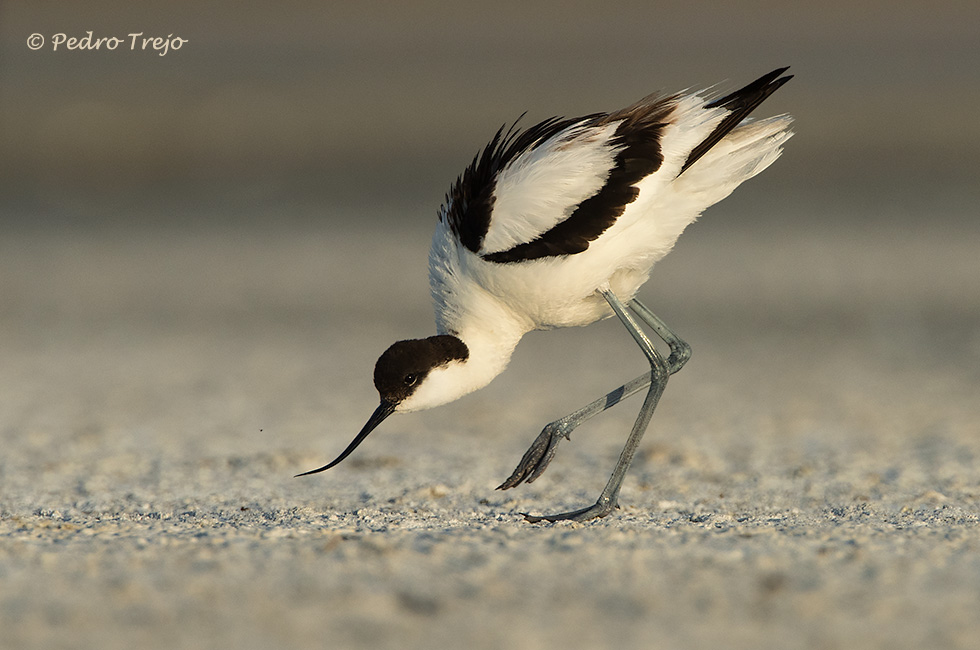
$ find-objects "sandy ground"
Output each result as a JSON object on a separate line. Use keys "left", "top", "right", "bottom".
{"left": 2, "top": 209, "right": 979, "bottom": 650}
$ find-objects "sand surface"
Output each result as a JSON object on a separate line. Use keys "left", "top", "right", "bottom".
{"left": 2, "top": 212, "right": 979, "bottom": 650}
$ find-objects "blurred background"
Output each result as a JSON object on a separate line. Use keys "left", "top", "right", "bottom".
{"left": 2, "top": 0, "right": 977, "bottom": 230}
{"left": 1, "top": 0, "right": 978, "bottom": 466}
{"left": 2, "top": 4, "right": 979, "bottom": 649}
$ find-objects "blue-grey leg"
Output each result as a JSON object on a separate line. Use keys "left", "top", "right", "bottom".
{"left": 497, "top": 297, "right": 689, "bottom": 491}
{"left": 514, "top": 289, "right": 681, "bottom": 522}
{"left": 629, "top": 298, "right": 692, "bottom": 374}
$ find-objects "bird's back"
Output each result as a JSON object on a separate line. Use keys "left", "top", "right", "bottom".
{"left": 430, "top": 69, "right": 793, "bottom": 332}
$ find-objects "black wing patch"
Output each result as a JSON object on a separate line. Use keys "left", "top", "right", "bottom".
{"left": 442, "top": 114, "right": 600, "bottom": 254}
{"left": 442, "top": 68, "right": 791, "bottom": 265}
{"left": 679, "top": 67, "right": 793, "bottom": 175}
{"left": 483, "top": 98, "right": 675, "bottom": 263}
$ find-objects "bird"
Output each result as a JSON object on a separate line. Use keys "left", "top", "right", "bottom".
{"left": 298, "top": 68, "right": 794, "bottom": 522}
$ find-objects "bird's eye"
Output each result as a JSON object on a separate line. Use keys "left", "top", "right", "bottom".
{"left": 403, "top": 373, "right": 418, "bottom": 386}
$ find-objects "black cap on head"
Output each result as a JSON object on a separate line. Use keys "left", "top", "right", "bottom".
{"left": 295, "top": 335, "right": 468, "bottom": 477}
{"left": 373, "top": 335, "right": 469, "bottom": 405}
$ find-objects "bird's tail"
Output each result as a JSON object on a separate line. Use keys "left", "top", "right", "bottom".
{"left": 668, "top": 113, "right": 794, "bottom": 209}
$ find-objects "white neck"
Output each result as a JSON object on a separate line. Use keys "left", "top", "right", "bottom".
{"left": 397, "top": 287, "right": 531, "bottom": 412}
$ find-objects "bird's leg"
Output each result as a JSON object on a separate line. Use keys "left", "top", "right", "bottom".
{"left": 522, "top": 288, "right": 673, "bottom": 523}
{"left": 496, "top": 374, "right": 650, "bottom": 490}
{"left": 497, "top": 298, "right": 689, "bottom": 491}
{"left": 629, "top": 298, "right": 691, "bottom": 374}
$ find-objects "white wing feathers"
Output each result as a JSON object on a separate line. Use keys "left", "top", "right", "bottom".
{"left": 475, "top": 91, "right": 792, "bottom": 261}
{"left": 478, "top": 121, "right": 621, "bottom": 256}
{"left": 670, "top": 113, "right": 793, "bottom": 203}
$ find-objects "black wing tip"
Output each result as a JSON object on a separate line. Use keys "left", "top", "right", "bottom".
{"left": 706, "top": 66, "right": 793, "bottom": 109}
{"left": 768, "top": 65, "right": 792, "bottom": 80}
{"left": 768, "top": 70, "right": 794, "bottom": 91}
{"left": 756, "top": 66, "right": 793, "bottom": 87}
{"left": 679, "top": 67, "right": 793, "bottom": 175}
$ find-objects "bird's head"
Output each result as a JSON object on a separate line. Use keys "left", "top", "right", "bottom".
{"left": 295, "top": 335, "right": 468, "bottom": 476}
